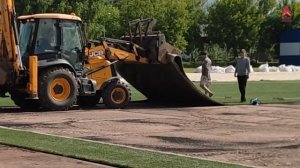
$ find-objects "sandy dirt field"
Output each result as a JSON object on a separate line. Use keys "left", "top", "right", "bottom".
{"left": 0, "top": 103, "right": 300, "bottom": 168}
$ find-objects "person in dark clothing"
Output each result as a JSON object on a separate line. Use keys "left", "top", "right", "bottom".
{"left": 234, "top": 49, "right": 251, "bottom": 102}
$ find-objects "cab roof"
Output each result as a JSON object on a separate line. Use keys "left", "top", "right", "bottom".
{"left": 18, "top": 13, "right": 81, "bottom": 21}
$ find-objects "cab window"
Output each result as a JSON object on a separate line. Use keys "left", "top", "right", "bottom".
{"left": 34, "top": 19, "right": 58, "bottom": 54}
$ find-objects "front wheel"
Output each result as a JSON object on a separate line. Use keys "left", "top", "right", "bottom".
{"left": 102, "top": 81, "right": 131, "bottom": 109}
{"left": 38, "top": 67, "right": 78, "bottom": 111}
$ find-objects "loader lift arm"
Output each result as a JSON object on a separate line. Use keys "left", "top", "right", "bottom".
{"left": 87, "top": 38, "right": 149, "bottom": 63}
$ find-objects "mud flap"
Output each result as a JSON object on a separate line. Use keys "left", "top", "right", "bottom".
{"left": 116, "top": 55, "right": 221, "bottom": 106}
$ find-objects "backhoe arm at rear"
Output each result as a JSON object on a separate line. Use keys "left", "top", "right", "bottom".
{"left": 0, "top": 0, "right": 22, "bottom": 95}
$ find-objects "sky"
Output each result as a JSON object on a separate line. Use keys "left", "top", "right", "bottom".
{"left": 207, "top": 0, "right": 214, "bottom": 4}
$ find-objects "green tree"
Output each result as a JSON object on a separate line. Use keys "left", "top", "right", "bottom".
{"left": 289, "top": 0, "right": 300, "bottom": 28}
{"left": 257, "top": 0, "right": 300, "bottom": 61}
{"left": 159, "top": 0, "right": 191, "bottom": 50}
{"left": 207, "top": 0, "right": 265, "bottom": 56}
{"left": 116, "top": 0, "right": 163, "bottom": 35}
{"left": 117, "top": 0, "right": 191, "bottom": 51}
{"left": 15, "top": 0, "right": 121, "bottom": 39}
{"left": 185, "top": 0, "right": 208, "bottom": 53}
{"left": 76, "top": 0, "right": 120, "bottom": 39}
{"left": 256, "top": 0, "right": 278, "bottom": 61}
{"left": 15, "top": 0, "right": 53, "bottom": 15}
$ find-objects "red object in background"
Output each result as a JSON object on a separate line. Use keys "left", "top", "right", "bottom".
{"left": 282, "top": 5, "right": 292, "bottom": 23}
{"left": 282, "top": 6, "right": 292, "bottom": 17}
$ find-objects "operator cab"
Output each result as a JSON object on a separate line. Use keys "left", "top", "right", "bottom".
{"left": 18, "top": 13, "right": 86, "bottom": 71}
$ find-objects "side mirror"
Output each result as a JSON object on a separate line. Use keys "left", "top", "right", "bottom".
{"left": 77, "top": 47, "right": 88, "bottom": 64}
{"left": 83, "top": 55, "right": 89, "bottom": 64}
{"left": 87, "top": 42, "right": 92, "bottom": 49}
{"left": 79, "top": 52, "right": 89, "bottom": 64}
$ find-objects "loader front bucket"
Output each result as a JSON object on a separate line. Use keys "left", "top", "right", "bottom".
{"left": 115, "top": 18, "right": 221, "bottom": 106}
{"left": 116, "top": 54, "right": 221, "bottom": 106}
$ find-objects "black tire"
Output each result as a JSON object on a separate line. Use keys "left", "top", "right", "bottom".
{"left": 10, "top": 92, "right": 40, "bottom": 110}
{"left": 38, "top": 67, "right": 78, "bottom": 111}
{"left": 77, "top": 91, "right": 101, "bottom": 107}
{"left": 102, "top": 81, "right": 131, "bottom": 109}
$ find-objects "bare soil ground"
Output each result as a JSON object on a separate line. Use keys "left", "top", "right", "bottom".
{"left": 0, "top": 103, "right": 299, "bottom": 168}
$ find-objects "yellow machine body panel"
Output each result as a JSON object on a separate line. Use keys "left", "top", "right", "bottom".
{"left": 27, "top": 56, "right": 38, "bottom": 98}
{"left": 84, "top": 43, "right": 149, "bottom": 91}
{"left": 85, "top": 55, "right": 113, "bottom": 90}
{"left": 87, "top": 43, "right": 149, "bottom": 63}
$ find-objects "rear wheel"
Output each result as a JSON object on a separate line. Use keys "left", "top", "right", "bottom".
{"left": 102, "top": 81, "right": 130, "bottom": 109}
{"left": 38, "top": 67, "right": 78, "bottom": 111}
{"left": 10, "top": 92, "right": 40, "bottom": 110}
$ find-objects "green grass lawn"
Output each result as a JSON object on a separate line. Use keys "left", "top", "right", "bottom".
{"left": 0, "top": 127, "right": 244, "bottom": 168}
{"left": 208, "top": 80, "right": 300, "bottom": 104}
{"left": 183, "top": 67, "right": 197, "bottom": 73}
{"left": 1, "top": 80, "right": 299, "bottom": 106}
{"left": 127, "top": 80, "right": 300, "bottom": 105}
{"left": 135, "top": 80, "right": 300, "bottom": 105}
{"left": 0, "top": 97, "right": 15, "bottom": 106}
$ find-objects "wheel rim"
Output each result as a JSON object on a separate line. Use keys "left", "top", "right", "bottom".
{"left": 50, "top": 78, "right": 71, "bottom": 102}
{"left": 111, "top": 87, "right": 126, "bottom": 104}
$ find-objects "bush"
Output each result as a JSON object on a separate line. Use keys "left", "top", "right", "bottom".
{"left": 204, "top": 44, "right": 234, "bottom": 66}
{"left": 182, "top": 62, "right": 199, "bottom": 68}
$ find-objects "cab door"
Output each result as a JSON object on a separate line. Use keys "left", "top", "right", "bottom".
{"left": 60, "top": 21, "right": 84, "bottom": 71}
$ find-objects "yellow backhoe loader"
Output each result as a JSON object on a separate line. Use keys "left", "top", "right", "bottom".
{"left": 0, "top": 0, "right": 219, "bottom": 111}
